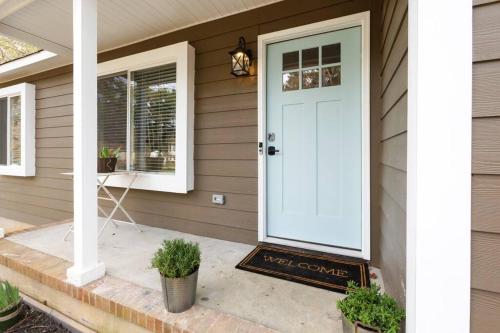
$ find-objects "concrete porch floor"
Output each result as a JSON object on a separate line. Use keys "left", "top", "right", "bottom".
{"left": 7, "top": 220, "right": 383, "bottom": 333}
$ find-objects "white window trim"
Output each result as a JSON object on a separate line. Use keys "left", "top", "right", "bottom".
{"left": 0, "top": 82, "right": 35, "bottom": 177}
{"left": 97, "top": 42, "right": 195, "bottom": 193}
{"left": 257, "top": 12, "right": 371, "bottom": 260}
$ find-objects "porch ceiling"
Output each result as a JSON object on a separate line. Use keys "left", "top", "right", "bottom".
{"left": 0, "top": 0, "right": 281, "bottom": 82}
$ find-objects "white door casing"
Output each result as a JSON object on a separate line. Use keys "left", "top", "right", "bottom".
{"left": 257, "top": 11, "right": 371, "bottom": 260}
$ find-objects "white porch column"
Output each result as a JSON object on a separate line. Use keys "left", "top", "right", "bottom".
{"left": 407, "top": 1, "right": 471, "bottom": 333}
{"left": 67, "top": 0, "right": 105, "bottom": 286}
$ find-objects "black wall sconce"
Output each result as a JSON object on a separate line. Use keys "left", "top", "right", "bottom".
{"left": 229, "top": 37, "right": 252, "bottom": 76}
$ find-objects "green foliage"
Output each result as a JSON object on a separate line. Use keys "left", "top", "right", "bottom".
{"left": 0, "top": 281, "right": 21, "bottom": 311}
{"left": 337, "top": 281, "right": 405, "bottom": 333}
{"left": 99, "top": 146, "right": 120, "bottom": 158}
{"left": 151, "top": 239, "right": 201, "bottom": 278}
{"left": 0, "top": 35, "right": 41, "bottom": 65}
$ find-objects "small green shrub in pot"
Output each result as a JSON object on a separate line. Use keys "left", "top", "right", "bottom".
{"left": 0, "top": 281, "right": 23, "bottom": 331}
{"left": 98, "top": 146, "right": 121, "bottom": 173}
{"left": 337, "top": 281, "right": 405, "bottom": 333}
{"left": 151, "top": 239, "right": 201, "bottom": 313}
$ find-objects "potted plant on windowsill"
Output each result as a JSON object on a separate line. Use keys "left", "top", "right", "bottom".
{"left": 337, "top": 281, "right": 405, "bottom": 333}
{"left": 0, "top": 281, "right": 23, "bottom": 331}
{"left": 151, "top": 239, "right": 201, "bottom": 313}
{"left": 98, "top": 146, "right": 120, "bottom": 173}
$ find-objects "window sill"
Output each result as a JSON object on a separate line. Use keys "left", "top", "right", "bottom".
{"left": 98, "top": 171, "right": 193, "bottom": 193}
{"left": 0, "top": 165, "right": 35, "bottom": 177}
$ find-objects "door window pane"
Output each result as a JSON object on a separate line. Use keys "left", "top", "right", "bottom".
{"left": 9, "top": 95, "right": 21, "bottom": 165}
{"left": 302, "top": 69, "right": 319, "bottom": 89}
{"left": 282, "top": 72, "right": 299, "bottom": 91}
{"left": 302, "top": 47, "right": 319, "bottom": 67}
{"left": 131, "top": 63, "right": 176, "bottom": 173}
{"left": 322, "top": 43, "right": 341, "bottom": 64}
{"left": 0, "top": 98, "right": 7, "bottom": 165}
{"left": 282, "top": 51, "right": 299, "bottom": 71}
{"left": 322, "top": 66, "right": 341, "bottom": 87}
{"left": 98, "top": 73, "right": 128, "bottom": 170}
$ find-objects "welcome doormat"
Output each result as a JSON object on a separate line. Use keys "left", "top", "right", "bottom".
{"left": 236, "top": 245, "right": 370, "bottom": 293}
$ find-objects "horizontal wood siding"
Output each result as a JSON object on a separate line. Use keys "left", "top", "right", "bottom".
{"left": 0, "top": 71, "right": 74, "bottom": 225}
{"left": 0, "top": 0, "right": 381, "bottom": 246}
{"left": 471, "top": 0, "right": 500, "bottom": 331}
{"left": 378, "top": 0, "right": 408, "bottom": 306}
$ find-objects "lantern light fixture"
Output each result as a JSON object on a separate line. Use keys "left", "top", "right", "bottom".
{"left": 229, "top": 37, "right": 252, "bottom": 77}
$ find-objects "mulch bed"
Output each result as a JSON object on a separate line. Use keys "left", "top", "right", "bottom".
{"left": 5, "top": 303, "right": 72, "bottom": 333}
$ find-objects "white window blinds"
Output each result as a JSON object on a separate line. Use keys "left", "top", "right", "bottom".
{"left": 9, "top": 95, "right": 21, "bottom": 165}
{"left": 97, "top": 73, "right": 127, "bottom": 170}
{"left": 97, "top": 63, "right": 177, "bottom": 173}
{"left": 0, "top": 95, "right": 22, "bottom": 166}
{"left": 131, "top": 64, "right": 176, "bottom": 172}
{"left": 0, "top": 98, "right": 6, "bottom": 165}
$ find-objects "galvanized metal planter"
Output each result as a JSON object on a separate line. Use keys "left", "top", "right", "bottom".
{"left": 160, "top": 270, "right": 198, "bottom": 313}
{"left": 341, "top": 313, "right": 382, "bottom": 333}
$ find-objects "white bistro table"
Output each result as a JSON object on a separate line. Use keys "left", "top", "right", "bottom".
{"left": 61, "top": 171, "right": 142, "bottom": 240}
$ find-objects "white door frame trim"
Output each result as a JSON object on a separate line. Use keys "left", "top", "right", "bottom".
{"left": 257, "top": 11, "right": 371, "bottom": 260}
{"left": 406, "top": 1, "right": 471, "bottom": 332}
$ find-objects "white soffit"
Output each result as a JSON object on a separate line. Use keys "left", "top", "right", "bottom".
{"left": 1, "top": 0, "right": 282, "bottom": 55}
{"left": 0, "top": 0, "right": 281, "bottom": 82}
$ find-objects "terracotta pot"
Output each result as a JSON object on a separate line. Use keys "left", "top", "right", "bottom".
{"left": 160, "top": 269, "right": 198, "bottom": 313}
{"left": 0, "top": 301, "right": 23, "bottom": 331}
{"left": 98, "top": 157, "right": 117, "bottom": 173}
{"left": 341, "top": 313, "right": 382, "bottom": 333}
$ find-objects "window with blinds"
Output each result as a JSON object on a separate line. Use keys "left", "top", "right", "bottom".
{"left": 97, "top": 73, "right": 127, "bottom": 170}
{"left": 97, "top": 63, "right": 177, "bottom": 173}
{"left": 0, "top": 95, "right": 22, "bottom": 166}
{"left": 131, "top": 64, "right": 176, "bottom": 172}
{"left": 9, "top": 95, "right": 21, "bottom": 166}
{"left": 0, "top": 97, "right": 7, "bottom": 165}
{"left": 0, "top": 83, "right": 36, "bottom": 177}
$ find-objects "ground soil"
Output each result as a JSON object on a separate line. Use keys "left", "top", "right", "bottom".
{"left": 5, "top": 304, "right": 72, "bottom": 333}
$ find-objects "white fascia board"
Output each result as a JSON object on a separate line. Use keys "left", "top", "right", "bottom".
{"left": 0, "top": 50, "right": 57, "bottom": 74}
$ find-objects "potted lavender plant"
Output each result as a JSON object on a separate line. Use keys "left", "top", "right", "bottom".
{"left": 337, "top": 282, "right": 405, "bottom": 333}
{"left": 151, "top": 239, "right": 201, "bottom": 313}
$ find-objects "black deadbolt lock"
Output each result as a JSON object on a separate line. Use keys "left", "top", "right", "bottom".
{"left": 268, "top": 146, "right": 280, "bottom": 155}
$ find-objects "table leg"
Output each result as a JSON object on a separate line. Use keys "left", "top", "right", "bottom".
{"left": 63, "top": 224, "right": 74, "bottom": 241}
{"left": 97, "top": 175, "right": 118, "bottom": 228}
{"left": 98, "top": 173, "right": 141, "bottom": 236}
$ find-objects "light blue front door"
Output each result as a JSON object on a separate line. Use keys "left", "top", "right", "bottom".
{"left": 266, "top": 26, "right": 363, "bottom": 250}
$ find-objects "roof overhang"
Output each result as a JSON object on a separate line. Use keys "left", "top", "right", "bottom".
{"left": 0, "top": 0, "right": 282, "bottom": 84}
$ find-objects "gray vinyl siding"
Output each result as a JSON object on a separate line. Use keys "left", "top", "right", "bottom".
{"left": 0, "top": 0, "right": 382, "bottom": 247}
{"left": 471, "top": 0, "right": 500, "bottom": 331}
{"left": 378, "top": 0, "right": 407, "bottom": 306}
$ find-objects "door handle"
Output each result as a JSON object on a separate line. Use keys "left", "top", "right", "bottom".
{"left": 268, "top": 146, "right": 280, "bottom": 156}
